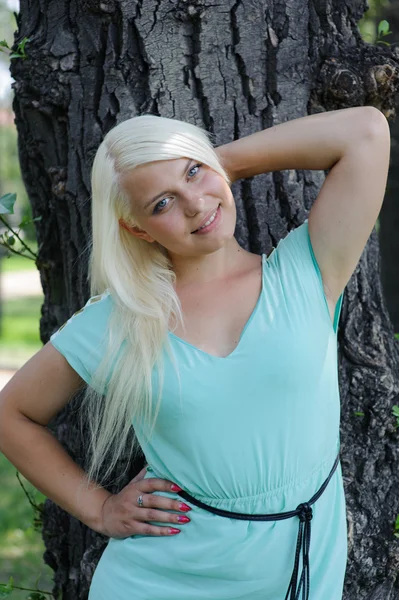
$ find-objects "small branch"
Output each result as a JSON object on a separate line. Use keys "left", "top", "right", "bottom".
{"left": 0, "top": 582, "right": 54, "bottom": 596}
{"left": 16, "top": 471, "right": 44, "bottom": 514}
{"left": 0, "top": 214, "right": 37, "bottom": 259}
{"left": 0, "top": 241, "right": 36, "bottom": 260}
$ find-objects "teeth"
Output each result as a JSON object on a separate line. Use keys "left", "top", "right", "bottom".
{"left": 198, "top": 207, "right": 218, "bottom": 230}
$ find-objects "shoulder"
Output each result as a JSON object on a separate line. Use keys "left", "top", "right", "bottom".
{"left": 266, "top": 220, "right": 344, "bottom": 331}
{"left": 265, "top": 221, "right": 309, "bottom": 264}
{"left": 51, "top": 290, "right": 114, "bottom": 340}
{"left": 49, "top": 290, "right": 116, "bottom": 390}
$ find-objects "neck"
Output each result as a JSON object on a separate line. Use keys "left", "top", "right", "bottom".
{"left": 168, "top": 237, "right": 247, "bottom": 287}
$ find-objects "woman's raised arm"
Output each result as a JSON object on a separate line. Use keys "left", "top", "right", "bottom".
{"left": 216, "top": 106, "right": 390, "bottom": 311}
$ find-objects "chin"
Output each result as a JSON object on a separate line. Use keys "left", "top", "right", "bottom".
{"left": 194, "top": 230, "right": 236, "bottom": 256}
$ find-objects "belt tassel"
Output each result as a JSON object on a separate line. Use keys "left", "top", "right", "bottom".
{"left": 176, "top": 454, "right": 339, "bottom": 600}
{"left": 284, "top": 502, "right": 312, "bottom": 600}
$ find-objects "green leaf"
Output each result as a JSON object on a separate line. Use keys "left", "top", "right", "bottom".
{"left": 0, "top": 577, "right": 14, "bottom": 598}
{"left": 26, "top": 593, "right": 47, "bottom": 600}
{"left": 6, "top": 235, "right": 15, "bottom": 246}
{"left": 0, "top": 193, "right": 17, "bottom": 214}
{"left": 376, "top": 40, "right": 391, "bottom": 46}
{"left": 18, "top": 215, "right": 42, "bottom": 227}
{"left": 392, "top": 406, "right": 399, "bottom": 417}
{"left": 395, "top": 333, "right": 399, "bottom": 340}
{"left": 0, "top": 40, "right": 10, "bottom": 48}
{"left": 378, "top": 20, "right": 390, "bottom": 36}
{"left": 9, "top": 52, "right": 24, "bottom": 59}
{"left": 17, "top": 37, "right": 30, "bottom": 51}
{"left": 354, "top": 411, "right": 365, "bottom": 417}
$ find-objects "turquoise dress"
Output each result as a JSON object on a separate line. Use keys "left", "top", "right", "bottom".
{"left": 50, "top": 220, "right": 348, "bottom": 600}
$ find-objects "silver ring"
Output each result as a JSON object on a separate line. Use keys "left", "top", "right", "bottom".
{"left": 137, "top": 494, "right": 144, "bottom": 507}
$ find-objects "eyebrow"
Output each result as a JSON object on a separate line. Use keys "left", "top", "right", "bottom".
{"left": 143, "top": 158, "right": 193, "bottom": 210}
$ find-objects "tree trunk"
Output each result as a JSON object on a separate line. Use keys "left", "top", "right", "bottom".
{"left": 10, "top": 0, "right": 399, "bottom": 598}
{"left": 379, "top": 0, "right": 399, "bottom": 334}
{"left": 380, "top": 113, "right": 399, "bottom": 333}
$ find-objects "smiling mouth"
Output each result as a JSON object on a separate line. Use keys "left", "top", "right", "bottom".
{"left": 191, "top": 205, "right": 220, "bottom": 234}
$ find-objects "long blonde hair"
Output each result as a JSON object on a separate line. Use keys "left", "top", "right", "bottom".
{"left": 80, "top": 115, "right": 230, "bottom": 486}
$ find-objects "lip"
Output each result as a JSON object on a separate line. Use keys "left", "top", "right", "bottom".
{"left": 191, "top": 205, "right": 221, "bottom": 234}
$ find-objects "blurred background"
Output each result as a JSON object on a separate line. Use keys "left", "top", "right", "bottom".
{"left": 0, "top": 0, "right": 396, "bottom": 597}
{"left": 0, "top": 0, "right": 51, "bottom": 597}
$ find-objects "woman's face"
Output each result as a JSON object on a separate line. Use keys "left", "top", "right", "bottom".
{"left": 119, "top": 158, "right": 236, "bottom": 259}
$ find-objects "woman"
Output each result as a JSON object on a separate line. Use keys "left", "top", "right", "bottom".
{"left": 0, "top": 107, "right": 390, "bottom": 600}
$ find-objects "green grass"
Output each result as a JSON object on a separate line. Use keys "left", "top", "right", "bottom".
{"left": 0, "top": 242, "right": 42, "bottom": 368}
{"left": 0, "top": 296, "right": 42, "bottom": 369}
{"left": 0, "top": 283, "right": 53, "bottom": 597}
{"left": 0, "top": 454, "right": 54, "bottom": 599}
{"left": 1, "top": 241, "right": 38, "bottom": 273}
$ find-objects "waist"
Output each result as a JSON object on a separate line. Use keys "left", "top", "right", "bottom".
{"left": 177, "top": 453, "right": 340, "bottom": 521}
{"left": 176, "top": 451, "right": 340, "bottom": 600}
{"left": 145, "top": 442, "right": 341, "bottom": 513}
{"left": 181, "top": 447, "right": 339, "bottom": 513}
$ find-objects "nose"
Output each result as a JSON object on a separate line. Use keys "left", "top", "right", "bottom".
{"left": 183, "top": 190, "right": 205, "bottom": 217}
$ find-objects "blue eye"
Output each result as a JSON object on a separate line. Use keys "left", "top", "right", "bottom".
{"left": 152, "top": 164, "right": 202, "bottom": 215}
{"left": 189, "top": 163, "right": 202, "bottom": 177}
{"left": 153, "top": 198, "right": 170, "bottom": 214}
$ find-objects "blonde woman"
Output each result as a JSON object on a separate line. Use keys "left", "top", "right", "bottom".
{"left": 0, "top": 107, "right": 390, "bottom": 600}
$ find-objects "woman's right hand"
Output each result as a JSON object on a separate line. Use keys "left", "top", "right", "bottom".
{"left": 97, "top": 466, "right": 192, "bottom": 539}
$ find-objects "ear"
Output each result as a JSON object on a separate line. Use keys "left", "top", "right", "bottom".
{"left": 118, "top": 218, "right": 155, "bottom": 243}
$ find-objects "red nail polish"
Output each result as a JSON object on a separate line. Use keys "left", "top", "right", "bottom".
{"left": 171, "top": 484, "right": 182, "bottom": 492}
{"left": 177, "top": 515, "right": 190, "bottom": 523}
{"left": 179, "top": 502, "right": 192, "bottom": 512}
{"left": 169, "top": 527, "right": 181, "bottom": 534}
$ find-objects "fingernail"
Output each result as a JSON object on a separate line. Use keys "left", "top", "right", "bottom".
{"left": 177, "top": 515, "right": 190, "bottom": 523}
{"left": 169, "top": 527, "right": 181, "bottom": 534}
{"left": 179, "top": 502, "right": 192, "bottom": 512}
{"left": 171, "top": 484, "right": 182, "bottom": 491}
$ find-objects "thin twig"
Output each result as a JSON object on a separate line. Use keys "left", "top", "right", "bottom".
{"left": 0, "top": 583, "right": 54, "bottom": 596}
{"left": 0, "top": 241, "right": 36, "bottom": 260}
{"left": 16, "top": 471, "right": 44, "bottom": 514}
{"left": 0, "top": 214, "right": 37, "bottom": 258}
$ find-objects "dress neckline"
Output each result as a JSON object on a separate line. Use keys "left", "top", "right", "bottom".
{"left": 168, "top": 254, "right": 265, "bottom": 360}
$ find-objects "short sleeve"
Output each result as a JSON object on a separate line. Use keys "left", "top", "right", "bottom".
{"left": 50, "top": 291, "right": 114, "bottom": 391}
{"left": 267, "top": 220, "right": 344, "bottom": 334}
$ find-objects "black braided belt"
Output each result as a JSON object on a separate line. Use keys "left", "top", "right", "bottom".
{"left": 178, "top": 454, "right": 340, "bottom": 600}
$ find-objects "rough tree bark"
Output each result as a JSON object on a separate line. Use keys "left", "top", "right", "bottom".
{"left": 9, "top": 0, "right": 399, "bottom": 598}
{"left": 379, "top": 0, "right": 399, "bottom": 334}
